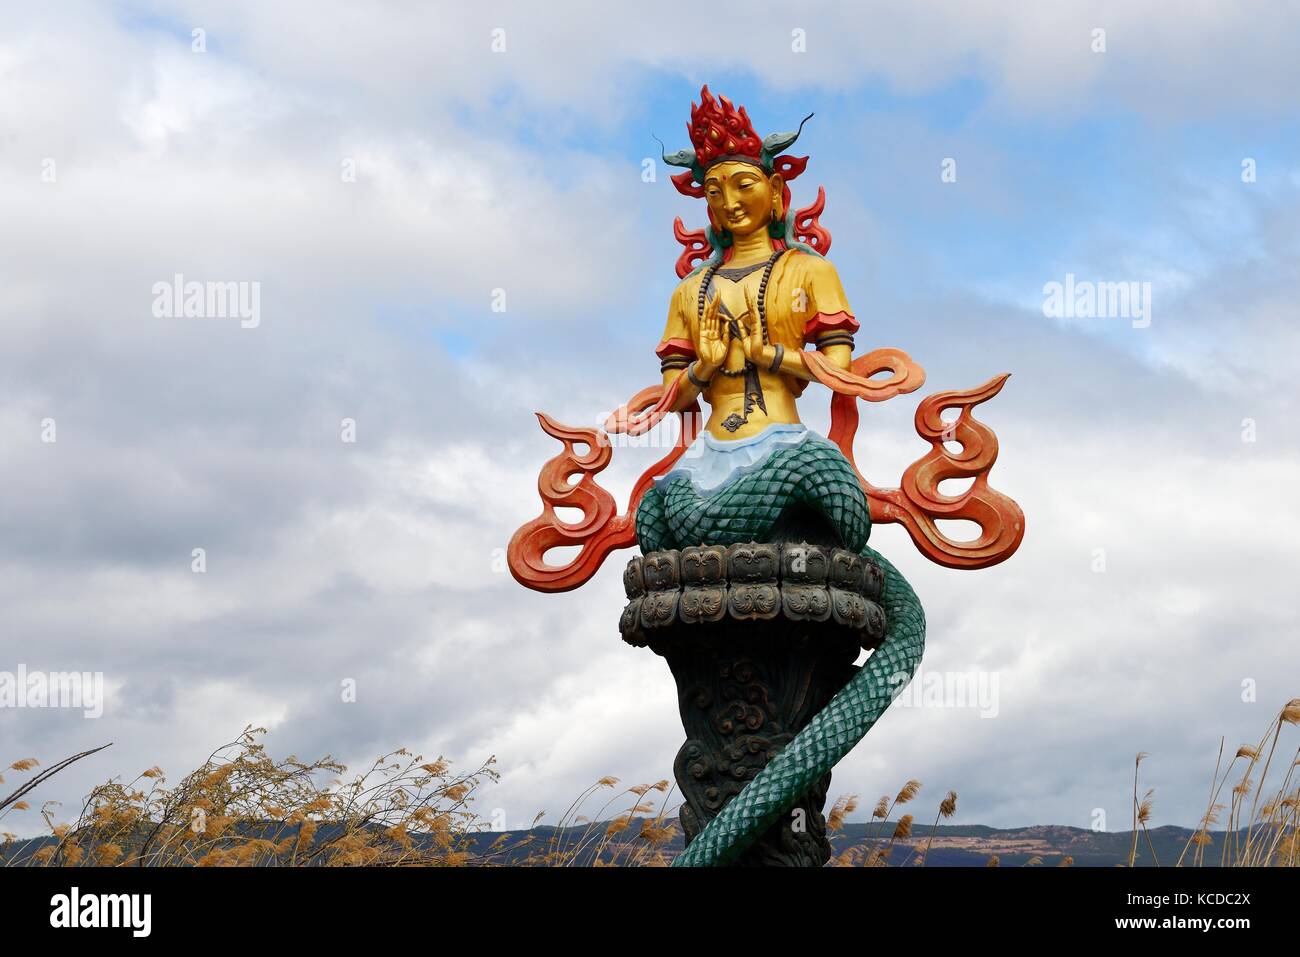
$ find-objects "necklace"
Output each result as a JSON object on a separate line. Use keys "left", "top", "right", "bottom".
{"left": 696, "top": 248, "right": 786, "bottom": 431}
{"left": 697, "top": 248, "right": 784, "bottom": 366}
{"left": 714, "top": 260, "right": 770, "bottom": 283}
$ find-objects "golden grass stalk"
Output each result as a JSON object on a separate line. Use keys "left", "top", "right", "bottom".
{"left": 918, "top": 790, "right": 958, "bottom": 867}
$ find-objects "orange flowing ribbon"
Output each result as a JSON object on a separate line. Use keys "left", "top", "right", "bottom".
{"left": 815, "top": 353, "right": 1025, "bottom": 569}
{"left": 508, "top": 350, "right": 1024, "bottom": 592}
{"left": 507, "top": 386, "right": 700, "bottom": 593}
{"left": 802, "top": 346, "right": 926, "bottom": 402}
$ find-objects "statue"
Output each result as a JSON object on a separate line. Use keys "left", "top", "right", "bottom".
{"left": 508, "top": 87, "right": 1024, "bottom": 866}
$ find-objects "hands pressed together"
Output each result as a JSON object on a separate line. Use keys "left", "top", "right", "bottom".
{"left": 693, "top": 289, "right": 777, "bottom": 382}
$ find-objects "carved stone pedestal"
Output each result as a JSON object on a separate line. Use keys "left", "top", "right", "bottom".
{"left": 620, "top": 537, "right": 887, "bottom": 866}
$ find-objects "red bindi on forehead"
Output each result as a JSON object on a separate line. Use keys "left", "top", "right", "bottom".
{"left": 706, "top": 164, "right": 761, "bottom": 191}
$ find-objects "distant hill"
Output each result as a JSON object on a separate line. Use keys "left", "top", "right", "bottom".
{"left": 459, "top": 820, "right": 1229, "bottom": 867}
{"left": 2, "top": 820, "right": 1236, "bottom": 867}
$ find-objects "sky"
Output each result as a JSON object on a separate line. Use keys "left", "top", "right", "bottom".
{"left": 2, "top": 0, "right": 1299, "bottom": 840}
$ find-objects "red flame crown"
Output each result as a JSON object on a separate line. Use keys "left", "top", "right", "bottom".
{"left": 689, "top": 85, "right": 763, "bottom": 168}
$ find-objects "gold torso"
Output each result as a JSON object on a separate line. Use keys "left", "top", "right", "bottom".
{"left": 698, "top": 269, "right": 801, "bottom": 439}
{"left": 667, "top": 248, "right": 847, "bottom": 440}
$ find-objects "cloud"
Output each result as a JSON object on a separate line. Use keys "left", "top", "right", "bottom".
{"left": 1, "top": 2, "right": 1297, "bottom": 841}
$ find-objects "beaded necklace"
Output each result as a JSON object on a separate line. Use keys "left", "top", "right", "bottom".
{"left": 695, "top": 248, "right": 786, "bottom": 431}
{"left": 696, "top": 248, "right": 785, "bottom": 378}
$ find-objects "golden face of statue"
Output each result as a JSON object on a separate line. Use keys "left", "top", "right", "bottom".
{"left": 703, "top": 161, "right": 783, "bottom": 237}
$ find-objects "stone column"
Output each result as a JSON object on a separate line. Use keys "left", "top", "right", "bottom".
{"left": 620, "top": 532, "right": 887, "bottom": 866}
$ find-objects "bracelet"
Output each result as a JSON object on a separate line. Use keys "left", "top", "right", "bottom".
{"left": 816, "top": 333, "right": 855, "bottom": 351}
{"left": 686, "top": 362, "right": 713, "bottom": 390}
{"left": 767, "top": 344, "right": 785, "bottom": 374}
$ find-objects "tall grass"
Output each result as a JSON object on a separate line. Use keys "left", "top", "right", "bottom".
{"left": 4, "top": 697, "right": 1296, "bottom": 866}
{"left": 0, "top": 726, "right": 677, "bottom": 866}
{"left": 1161, "top": 697, "right": 1300, "bottom": 868}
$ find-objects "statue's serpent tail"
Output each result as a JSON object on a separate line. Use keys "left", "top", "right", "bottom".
{"left": 671, "top": 544, "right": 925, "bottom": 867}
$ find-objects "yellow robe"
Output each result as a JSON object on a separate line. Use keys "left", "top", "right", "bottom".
{"left": 654, "top": 250, "right": 859, "bottom": 399}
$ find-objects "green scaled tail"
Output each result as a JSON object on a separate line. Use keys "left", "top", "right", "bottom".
{"left": 636, "top": 436, "right": 872, "bottom": 554}
{"left": 671, "top": 544, "right": 925, "bottom": 867}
